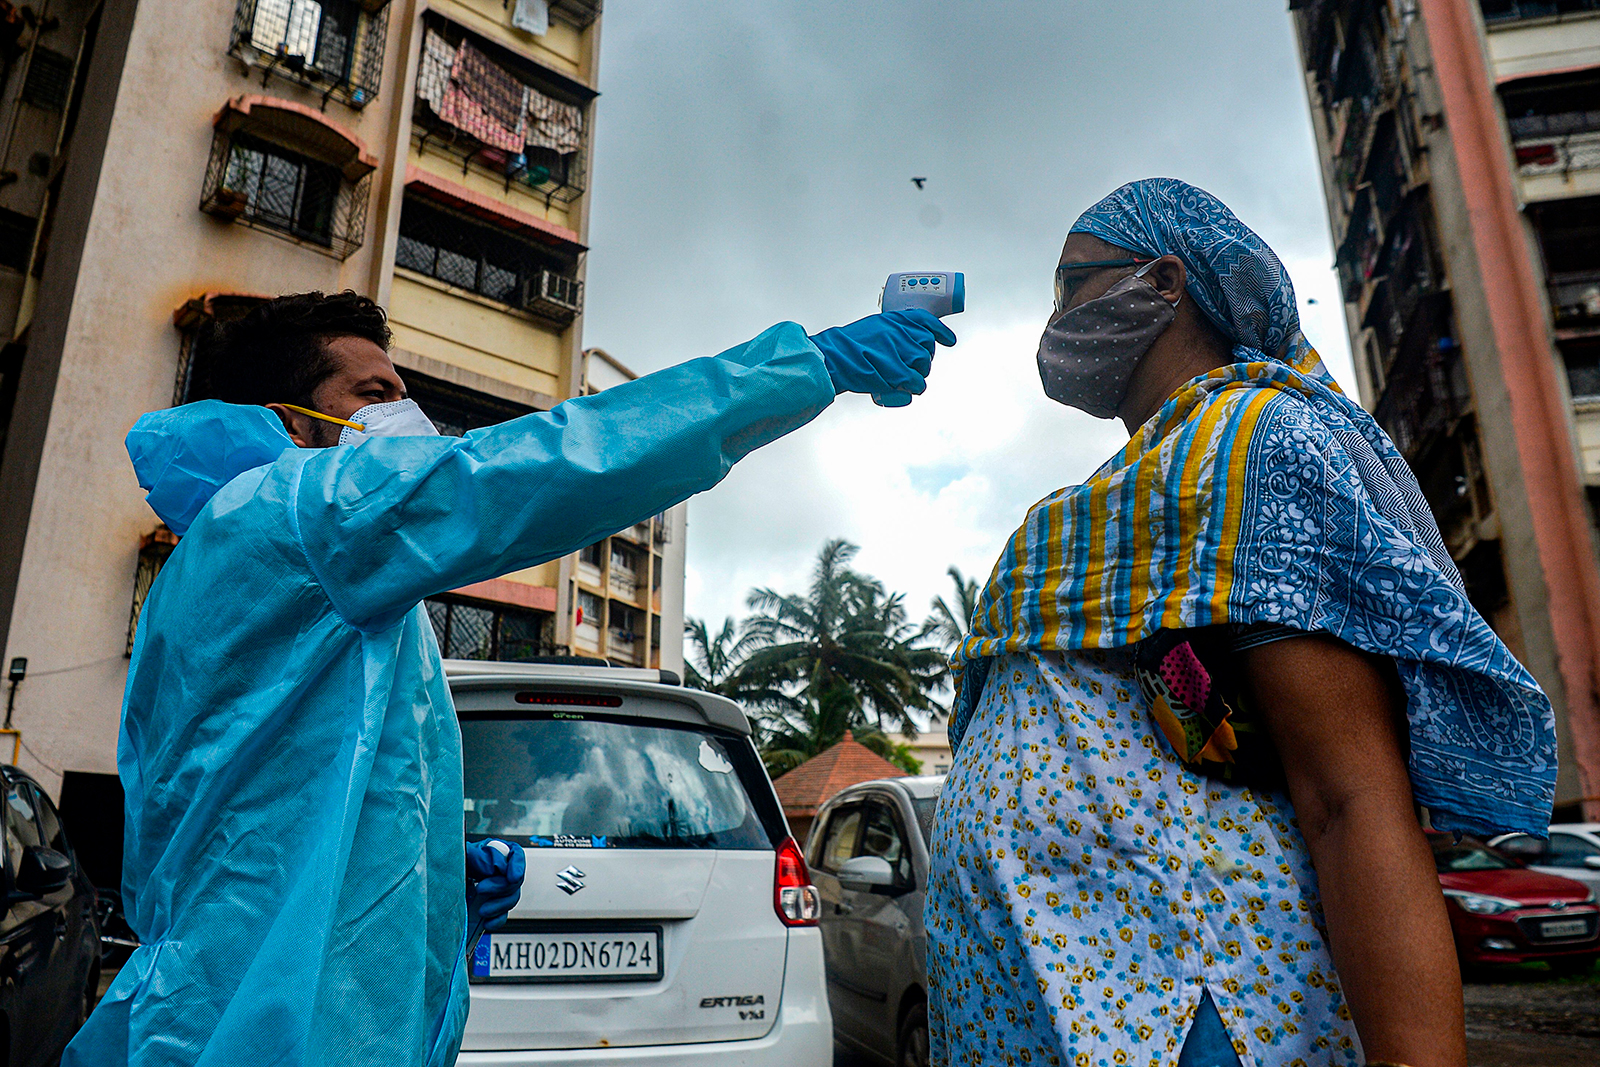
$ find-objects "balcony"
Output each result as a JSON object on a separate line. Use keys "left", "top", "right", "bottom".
{"left": 200, "top": 96, "right": 376, "bottom": 259}
{"left": 395, "top": 193, "right": 582, "bottom": 319}
{"left": 1513, "top": 128, "right": 1600, "bottom": 200}
{"left": 1550, "top": 269, "right": 1600, "bottom": 329}
{"left": 1482, "top": 0, "right": 1600, "bottom": 23}
{"left": 413, "top": 20, "right": 592, "bottom": 205}
{"left": 229, "top": 0, "right": 390, "bottom": 109}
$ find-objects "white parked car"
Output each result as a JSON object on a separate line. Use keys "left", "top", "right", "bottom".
{"left": 1490, "top": 823, "right": 1600, "bottom": 896}
{"left": 447, "top": 660, "right": 832, "bottom": 1066}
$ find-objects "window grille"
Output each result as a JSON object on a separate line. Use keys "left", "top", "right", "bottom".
{"left": 609, "top": 605, "right": 640, "bottom": 643}
{"left": 426, "top": 596, "right": 557, "bottom": 661}
{"left": 202, "top": 130, "right": 371, "bottom": 259}
{"left": 230, "top": 0, "right": 389, "bottom": 108}
{"left": 0, "top": 209, "right": 35, "bottom": 273}
{"left": 21, "top": 48, "right": 74, "bottom": 111}
{"left": 127, "top": 528, "right": 179, "bottom": 656}
{"left": 395, "top": 195, "right": 582, "bottom": 319}
{"left": 1480, "top": 0, "right": 1600, "bottom": 23}
{"left": 403, "top": 371, "right": 534, "bottom": 436}
{"left": 412, "top": 20, "right": 590, "bottom": 203}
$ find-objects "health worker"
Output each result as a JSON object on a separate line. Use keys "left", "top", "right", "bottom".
{"left": 65, "top": 290, "right": 956, "bottom": 1067}
{"left": 924, "top": 179, "right": 1554, "bottom": 1067}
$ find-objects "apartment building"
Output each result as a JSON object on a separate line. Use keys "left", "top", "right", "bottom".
{"left": 0, "top": 0, "right": 685, "bottom": 881}
{"left": 1291, "top": 0, "right": 1600, "bottom": 818}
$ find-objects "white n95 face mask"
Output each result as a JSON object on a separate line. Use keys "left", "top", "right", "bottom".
{"left": 336, "top": 399, "right": 441, "bottom": 445}
{"left": 279, "top": 399, "right": 441, "bottom": 445}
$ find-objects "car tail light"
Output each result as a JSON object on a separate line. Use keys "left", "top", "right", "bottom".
{"left": 774, "top": 836, "right": 821, "bottom": 927}
{"left": 1515, "top": 143, "right": 1558, "bottom": 167}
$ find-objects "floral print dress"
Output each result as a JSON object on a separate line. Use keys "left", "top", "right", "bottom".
{"left": 925, "top": 649, "right": 1362, "bottom": 1067}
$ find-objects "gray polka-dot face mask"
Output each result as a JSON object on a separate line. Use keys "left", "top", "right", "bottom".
{"left": 1036, "top": 265, "right": 1179, "bottom": 419}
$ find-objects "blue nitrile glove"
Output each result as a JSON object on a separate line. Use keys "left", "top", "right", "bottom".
{"left": 808, "top": 308, "right": 957, "bottom": 407}
{"left": 466, "top": 838, "right": 526, "bottom": 931}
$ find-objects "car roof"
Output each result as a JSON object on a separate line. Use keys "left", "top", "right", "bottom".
{"left": 829, "top": 775, "right": 947, "bottom": 804}
{"left": 1491, "top": 824, "right": 1600, "bottom": 839}
{"left": 443, "top": 659, "right": 750, "bottom": 735}
{"left": 0, "top": 764, "right": 39, "bottom": 789}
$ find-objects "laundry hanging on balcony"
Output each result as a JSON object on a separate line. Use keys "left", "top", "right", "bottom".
{"left": 438, "top": 39, "right": 529, "bottom": 153}
{"left": 417, "top": 29, "right": 583, "bottom": 160}
{"left": 416, "top": 29, "right": 455, "bottom": 113}
{"left": 526, "top": 89, "right": 582, "bottom": 155}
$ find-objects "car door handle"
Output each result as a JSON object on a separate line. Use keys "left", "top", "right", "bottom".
{"left": 835, "top": 902, "right": 854, "bottom": 916}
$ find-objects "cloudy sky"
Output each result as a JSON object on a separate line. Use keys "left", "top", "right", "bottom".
{"left": 580, "top": 0, "right": 1355, "bottom": 634}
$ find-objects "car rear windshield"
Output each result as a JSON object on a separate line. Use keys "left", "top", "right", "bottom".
{"left": 461, "top": 711, "right": 774, "bottom": 850}
{"left": 1433, "top": 842, "right": 1516, "bottom": 873}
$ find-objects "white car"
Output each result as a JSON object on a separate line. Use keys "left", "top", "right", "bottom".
{"left": 1490, "top": 823, "right": 1600, "bottom": 896}
{"left": 447, "top": 660, "right": 832, "bottom": 1066}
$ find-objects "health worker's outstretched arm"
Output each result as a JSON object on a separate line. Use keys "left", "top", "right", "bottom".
{"left": 291, "top": 322, "right": 835, "bottom": 631}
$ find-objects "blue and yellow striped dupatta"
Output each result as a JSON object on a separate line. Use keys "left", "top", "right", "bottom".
{"left": 949, "top": 331, "right": 1556, "bottom": 837}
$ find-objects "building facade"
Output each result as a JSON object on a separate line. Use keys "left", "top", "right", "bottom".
{"left": 0, "top": 0, "right": 685, "bottom": 875}
{"left": 1291, "top": 0, "right": 1600, "bottom": 819}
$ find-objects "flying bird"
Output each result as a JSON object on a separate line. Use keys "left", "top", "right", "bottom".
{"left": 911, "top": 177, "right": 927, "bottom": 189}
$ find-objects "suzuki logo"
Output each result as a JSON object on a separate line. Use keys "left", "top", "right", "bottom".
{"left": 556, "top": 865, "right": 586, "bottom": 895}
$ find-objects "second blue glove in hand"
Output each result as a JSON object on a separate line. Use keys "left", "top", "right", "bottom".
{"left": 466, "top": 838, "right": 526, "bottom": 931}
{"left": 809, "top": 308, "right": 957, "bottom": 403}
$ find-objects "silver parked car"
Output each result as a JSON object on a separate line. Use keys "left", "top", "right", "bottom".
{"left": 447, "top": 660, "right": 832, "bottom": 1066}
{"left": 806, "top": 775, "right": 944, "bottom": 1067}
{"left": 1491, "top": 823, "right": 1600, "bottom": 896}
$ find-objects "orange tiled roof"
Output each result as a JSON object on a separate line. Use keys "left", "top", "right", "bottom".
{"left": 773, "top": 730, "right": 906, "bottom": 818}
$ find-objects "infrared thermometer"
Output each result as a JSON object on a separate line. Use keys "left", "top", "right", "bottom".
{"left": 880, "top": 271, "right": 965, "bottom": 318}
{"left": 874, "top": 272, "right": 965, "bottom": 406}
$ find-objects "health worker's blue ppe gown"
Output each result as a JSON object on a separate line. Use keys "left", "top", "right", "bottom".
{"left": 64, "top": 324, "right": 836, "bottom": 1067}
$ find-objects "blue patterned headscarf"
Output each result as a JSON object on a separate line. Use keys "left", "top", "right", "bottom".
{"left": 950, "top": 178, "right": 1557, "bottom": 836}
{"left": 1071, "top": 177, "right": 1302, "bottom": 364}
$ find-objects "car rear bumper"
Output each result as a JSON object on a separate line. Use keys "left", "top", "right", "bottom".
{"left": 457, "top": 928, "right": 832, "bottom": 1067}
{"left": 455, "top": 1015, "right": 831, "bottom": 1067}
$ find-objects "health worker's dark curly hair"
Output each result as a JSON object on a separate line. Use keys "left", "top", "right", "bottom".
{"left": 207, "top": 290, "right": 391, "bottom": 408}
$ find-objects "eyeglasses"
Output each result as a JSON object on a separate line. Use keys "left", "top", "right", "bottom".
{"left": 1054, "top": 258, "right": 1151, "bottom": 314}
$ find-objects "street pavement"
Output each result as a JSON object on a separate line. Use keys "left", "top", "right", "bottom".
{"left": 833, "top": 967, "right": 1600, "bottom": 1066}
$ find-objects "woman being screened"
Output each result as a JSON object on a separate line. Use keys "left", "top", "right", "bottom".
{"left": 925, "top": 179, "right": 1555, "bottom": 1067}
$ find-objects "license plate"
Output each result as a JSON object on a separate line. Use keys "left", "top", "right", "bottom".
{"left": 1540, "top": 918, "right": 1590, "bottom": 939}
{"left": 471, "top": 928, "right": 663, "bottom": 983}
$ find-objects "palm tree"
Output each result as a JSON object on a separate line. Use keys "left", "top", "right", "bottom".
{"left": 738, "top": 540, "right": 947, "bottom": 739}
{"left": 682, "top": 616, "right": 799, "bottom": 726}
{"left": 928, "top": 565, "right": 981, "bottom": 652}
{"left": 757, "top": 680, "right": 923, "bottom": 778}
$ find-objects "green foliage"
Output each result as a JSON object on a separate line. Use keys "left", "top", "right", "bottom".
{"left": 927, "top": 564, "right": 980, "bottom": 653}
{"left": 682, "top": 539, "right": 950, "bottom": 778}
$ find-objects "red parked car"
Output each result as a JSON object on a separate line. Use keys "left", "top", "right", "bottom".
{"left": 1431, "top": 835, "right": 1598, "bottom": 974}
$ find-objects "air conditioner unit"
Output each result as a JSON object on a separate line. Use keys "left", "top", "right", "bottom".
{"left": 521, "top": 269, "right": 583, "bottom": 321}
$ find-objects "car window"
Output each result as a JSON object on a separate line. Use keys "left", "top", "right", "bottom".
{"left": 30, "top": 786, "right": 67, "bottom": 854}
{"left": 912, "top": 795, "right": 939, "bottom": 843}
{"left": 1548, "top": 832, "right": 1600, "bottom": 868}
{"left": 1494, "top": 834, "right": 1546, "bottom": 864}
{"left": 460, "top": 712, "right": 771, "bottom": 850}
{"left": 4, "top": 783, "right": 41, "bottom": 873}
{"left": 817, "top": 807, "right": 863, "bottom": 872}
{"left": 859, "top": 801, "right": 912, "bottom": 885}
{"left": 1432, "top": 842, "right": 1514, "bottom": 872}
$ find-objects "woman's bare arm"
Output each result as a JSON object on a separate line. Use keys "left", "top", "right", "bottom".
{"left": 1240, "top": 634, "right": 1465, "bottom": 1067}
